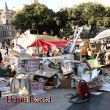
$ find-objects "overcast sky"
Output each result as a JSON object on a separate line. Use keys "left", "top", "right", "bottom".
{"left": 1, "top": 0, "right": 110, "bottom": 12}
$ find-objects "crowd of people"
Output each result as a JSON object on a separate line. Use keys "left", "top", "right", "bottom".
{"left": 0, "top": 39, "right": 12, "bottom": 49}
{"left": 37, "top": 47, "right": 63, "bottom": 57}
{"left": 0, "top": 39, "right": 14, "bottom": 64}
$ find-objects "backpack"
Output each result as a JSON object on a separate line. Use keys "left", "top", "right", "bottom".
{"left": 77, "top": 80, "right": 90, "bottom": 99}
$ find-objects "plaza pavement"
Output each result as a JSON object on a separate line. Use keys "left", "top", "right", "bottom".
{"left": 8, "top": 89, "right": 73, "bottom": 110}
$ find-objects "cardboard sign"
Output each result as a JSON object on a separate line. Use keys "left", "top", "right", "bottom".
{"left": 32, "top": 82, "right": 44, "bottom": 91}
{"left": 18, "top": 59, "right": 39, "bottom": 72}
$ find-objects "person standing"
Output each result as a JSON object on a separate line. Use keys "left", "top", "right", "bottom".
{"left": 0, "top": 51, "right": 3, "bottom": 63}
{"left": 5, "top": 46, "right": 9, "bottom": 55}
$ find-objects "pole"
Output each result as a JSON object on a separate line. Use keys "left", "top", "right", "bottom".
{"left": 36, "top": 29, "right": 39, "bottom": 56}
{"left": 69, "top": 27, "right": 83, "bottom": 54}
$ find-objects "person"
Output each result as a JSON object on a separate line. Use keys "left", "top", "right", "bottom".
{"left": 5, "top": 46, "right": 9, "bottom": 55}
{"left": 0, "top": 51, "right": 3, "bottom": 63}
{"left": 105, "top": 52, "right": 110, "bottom": 65}
{"left": 56, "top": 48, "right": 62, "bottom": 56}
{"left": 81, "top": 40, "right": 90, "bottom": 60}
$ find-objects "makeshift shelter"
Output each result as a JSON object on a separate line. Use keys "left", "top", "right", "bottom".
{"left": 13, "top": 30, "right": 62, "bottom": 55}
{"left": 28, "top": 39, "right": 56, "bottom": 52}
{"left": 28, "top": 39, "right": 71, "bottom": 52}
{"left": 94, "top": 29, "right": 110, "bottom": 40}
{"left": 28, "top": 39, "right": 69, "bottom": 47}
{"left": 28, "top": 39, "right": 83, "bottom": 53}
{"left": 28, "top": 39, "right": 82, "bottom": 47}
{"left": 13, "top": 30, "right": 37, "bottom": 55}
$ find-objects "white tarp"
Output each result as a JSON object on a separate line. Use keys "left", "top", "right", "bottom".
{"left": 13, "top": 30, "right": 36, "bottom": 55}
{"left": 94, "top": 29, "right": 110, "bottom": 40}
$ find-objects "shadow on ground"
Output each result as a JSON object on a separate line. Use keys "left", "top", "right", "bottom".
{"left": 67, "top": 92, "right": 110, "bottom": 110}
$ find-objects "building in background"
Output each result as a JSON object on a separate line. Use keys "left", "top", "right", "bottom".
{"left": 31, "top": 0, "right": 38, "bottom": 4}
{"left": 0, "top": 2, "right": 16, "bottom": 39}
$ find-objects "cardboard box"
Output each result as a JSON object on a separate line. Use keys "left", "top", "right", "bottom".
{"left": 60, "top": 78, "right": 71, "bottom": 89}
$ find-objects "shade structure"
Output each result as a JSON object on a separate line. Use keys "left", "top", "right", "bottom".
{"left": 28, "top": 39, "right": 69, "bottom": 47}
{"left": 28, "top": 39, "right": 43, "bottom": 47}
{"left": 94, "top": 29, "right": 110, "bottom": 40}
{"left": 28, "top": 39, "right": 56, "bottom": 52}
{"left": 28, "top": 39, "right": 82, "bottom": 52}
{"left": 43, "top": 40, "right": 70, "bottom": 47}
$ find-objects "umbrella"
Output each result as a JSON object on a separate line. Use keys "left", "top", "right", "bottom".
{"left": 94, "top": 29, "right": 110, "bottom": 40}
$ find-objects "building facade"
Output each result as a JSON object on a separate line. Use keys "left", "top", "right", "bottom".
{"left": 0, "top": 2, "right": 16, "bottom": 39}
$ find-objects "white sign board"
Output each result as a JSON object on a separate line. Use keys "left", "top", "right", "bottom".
{"left": 18, "top": 59, "right": 39, "bottom": 73}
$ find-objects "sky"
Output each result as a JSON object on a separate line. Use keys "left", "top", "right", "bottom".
{"left": 1, "top": 0, "right": 110, "bottom": 12}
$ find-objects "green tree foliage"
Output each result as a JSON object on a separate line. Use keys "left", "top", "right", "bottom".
{"left": 12, "top": 3, "right": 57, "bottom": 35}
{"left": 12, "top": 2, "right": 110, "bottom": 37}
{"left": 66, "top": 2, "right": 107, "bottom": 37}
{"left": 55, "top": 9, "right": 72, "bottom": 36}
{"left": 103, "top": 7, "right": 110, "bottom": 27}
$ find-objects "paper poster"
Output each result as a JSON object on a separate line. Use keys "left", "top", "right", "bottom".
{"left": 18, "top": 59, "right": 39, "bottom": 72}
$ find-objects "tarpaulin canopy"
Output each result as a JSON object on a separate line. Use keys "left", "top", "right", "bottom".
{"left": 28, "top": 39, "right": 82, "bottom": 52}
{"left": 28, "top": 39, "right": 70, "bottom": 47}
{"left": 94, "top": 29, "right": 110, "bottom": 40}
{"left": 28, "top": 39, "right": 55, "bottom": 52}
{"left": 43, "top": 40, "right": 70, "bottom": 47}
{"left": 28, "top": 39, "right": 70, "bottom": 52}
{"left": 28, "top": 39, "right": 82, "bottom": 47}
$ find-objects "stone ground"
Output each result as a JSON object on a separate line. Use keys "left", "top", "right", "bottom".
{"left": 6, "top": 89, "right": 110, "bottom": 110}
{"left": 0, "top": 97, "right": 18, "bottom": 110}
{"left": 8, "top": 89, "right": 73, "bottom": 110}
{"left": 0, "top": 89, "right": 73, "bottom": 110}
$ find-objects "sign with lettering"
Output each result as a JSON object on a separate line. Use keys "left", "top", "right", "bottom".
{"left": 18, "top": 59, "right": 39, "bottom": 73}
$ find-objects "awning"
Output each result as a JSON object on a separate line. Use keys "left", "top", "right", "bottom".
{"left": 94, "top": 29, "right": 110, "bottom": 40}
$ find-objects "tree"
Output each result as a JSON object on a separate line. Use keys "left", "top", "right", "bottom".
{"left": 12, "top": 2, "right": 110, "bottom": 37}
{"left": 55, "top": 9, "right": 72, "bottom": 36}
{"left": 103, "top": 7, "right": 110, "bottom": 27}
{"left": 12, "top": 3, "right": 57, "bottom": 35}
{"left": 66, "top": 2, "right": 106, "bottom": 37}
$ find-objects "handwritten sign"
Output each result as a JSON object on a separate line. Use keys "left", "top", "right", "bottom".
{"left": 18, "top": 59, "right": 39, "bottom": 73}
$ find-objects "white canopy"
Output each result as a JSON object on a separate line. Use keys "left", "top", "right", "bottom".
{"left": 94, "top": 29, "right": 110, "bottom": 40}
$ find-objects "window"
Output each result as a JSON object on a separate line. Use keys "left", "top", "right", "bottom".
{"left": 6, "top": 20, "right": 8, "bottom": 24}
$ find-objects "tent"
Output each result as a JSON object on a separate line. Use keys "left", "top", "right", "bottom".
{"left": 28, "top": 40, "right": 70, "bottom": 47}
{"left": 13, "top": 30, "right": 63, "bottom": 54}
{"left": 28, "top": 39, "right": 69, "bottom": 52}
{"left": 28, "top": 39, "right": 83, "bottom": 52}
{"left": 94, "top": 29, "right": 110, "bottom": 40}
{"left": 28, "top": 39, "right": 82, "bottom": 47}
